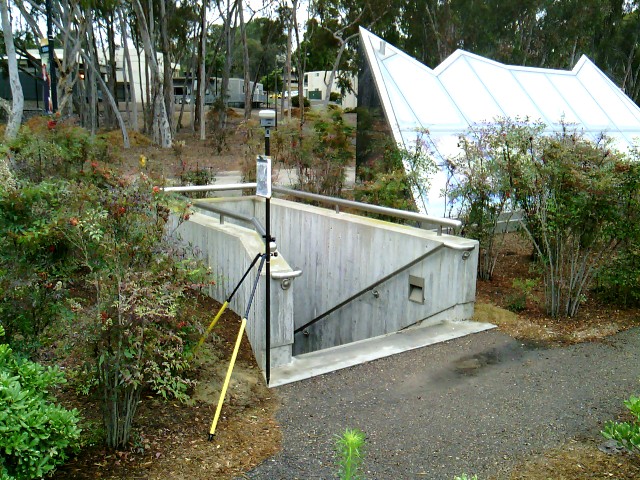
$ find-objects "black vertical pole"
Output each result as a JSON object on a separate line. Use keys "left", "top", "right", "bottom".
{"left": 46, "top": 0, "right": 57, "bottom": 112}
{"left": 265, "top": 128, "right": 271, "bottom": 386}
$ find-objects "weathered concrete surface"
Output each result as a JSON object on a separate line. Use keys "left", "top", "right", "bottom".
{"left": 194, "top": 197, "right": 479, "bottom": 356}
{"left": 270, "top": 319, "right": 495, "bottom": 387}
{"left": 244, "top": 327, "right": 640, "bottom": 479}
{"left": 174, "top": 196, "right": 481, "bottom": 383}
{"left": 172, "top": 212, "right": 295, "bottom": 371}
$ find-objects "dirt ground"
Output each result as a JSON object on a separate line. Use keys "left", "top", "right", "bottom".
{"left": 49, "top": 123, "right": 640, "bottom": 479}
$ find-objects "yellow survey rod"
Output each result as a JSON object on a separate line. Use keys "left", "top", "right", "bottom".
{"left": 195, "top": 253, "right": 262, "bottom": 353}
{"left": 208, "top": 317, "right": 247, "bottom": 440}
{"left": 195, "top": 301, "right": 229, "bottom": 352}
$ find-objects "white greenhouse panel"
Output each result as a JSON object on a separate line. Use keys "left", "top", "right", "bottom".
{"left": 359, "top": 27, "right": 640, "bottom": 214}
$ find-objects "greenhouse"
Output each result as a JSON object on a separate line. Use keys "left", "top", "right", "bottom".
{"left": 357, "top": 27, "right": 640, "bottom": 216}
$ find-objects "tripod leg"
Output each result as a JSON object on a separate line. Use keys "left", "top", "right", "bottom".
{"left": 195, "top": 301, "right": 229, "bottom": 352}
{"left": 194, "top": 253, "right": 262, "bottom": 353}
{"left": 208, "top": 318, "right": 247, "bottom": 440}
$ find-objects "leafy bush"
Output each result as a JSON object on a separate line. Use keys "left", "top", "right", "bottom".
{"left": 60, "top": 175, "right": 210, "bottom": 448}
{"left": 355, "top": 133, "right": 436, "bottom": 221}
{"left": 506, "top": 278, "right": 537, "bottom": 313}
{"left": 329, "top": 91, "right": 342, "bottom": 103}
{"left": 0, "top": 326, "right": 82, "bottom": 480}
{"left": 335, "top": 428, "right": 366, "bottom": 480}
{"left": 291, "top": 95, "right": 310, "bottom": 108}
{"left": 8, "top": 118, "right": 108, "bottom": 181}
{"left": 445, "top": 119, "right": 543, "bottom": 280}
{"left": 0, "top": 123, "right": 211, "bottom": 451}
{"left": 602, "top": 394, "right": 640, "bottom": 454}
{"left": 179, "top": 164, "right": 216, "bottom": 198}
{"left": 595, "top": 242, "right": 640, "bottom": 307}
{"left": 272, "top": 109, "right": 355, "bottom": 197}
{"left": 454, "top": 475, "right": 478, "bottom": 480}
{"left": 443, "top": 118, "right": 640, "bottom": 317}
{"left": 593, "top": 154, "right": 640, "bottom": 307}
{"left": 0, "top": 180, "right": 74, "bottom": 346}
{"left": 509, "top": 126, "right": 640, "bottom": 317}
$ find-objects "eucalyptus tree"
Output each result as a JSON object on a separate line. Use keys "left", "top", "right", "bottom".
{"left": 0, "top": 0, "right": 24, "bottom": 141}
{"left": 131, "top": 0, "right": 172, "bottom": 147}
{"left": 215, "top": 0, "right": 238, "bottom": 130}
{"left": 310, "top": 0, "right": 400, "bottom": 108}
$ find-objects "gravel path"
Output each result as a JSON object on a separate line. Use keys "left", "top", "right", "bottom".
{"left": 243, "top": 328, "right": 640, "bottom": 479}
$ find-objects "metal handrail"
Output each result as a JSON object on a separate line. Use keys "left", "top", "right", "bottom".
{"left": 192, "top": 201, "right": 266, "bottom": 238}
{"left": 163, "top": 183, "right": 257, "bottom": 193}
{"left": 272, "top": 186, "right": 460, "bottom": 235}
{"left": 293, "top": 244, "right": 446, "bottom": 335}
{"left": 160, "top": 183, "right": 461, "bottom": 235}
{"left": 293, "top": 237, "right": 476, "bottom": 335}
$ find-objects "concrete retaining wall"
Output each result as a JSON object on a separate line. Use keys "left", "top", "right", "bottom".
{"left": 187, "top": 197, "right": 478, "bottom": 359}
{"left": 172, "top": 212, "right": 294, "bottom": 371}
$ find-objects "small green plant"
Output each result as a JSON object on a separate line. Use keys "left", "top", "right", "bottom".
{"left": 180, "top": 164, "right": 216, "bottom": 198}
{"left": 505, "top": 278, "right": 537, "bottom": 312}
{"left": 0, "top": 325, "right": 82, "bottom": 480}
{"left": 602, "top": 394, "right": 640, "bottom": 454}
{"left": 291, "top": 95, "right": 310, "bottom": 108}
{"left": 335, "top": 428, "right": 366, "bottom": 480}
{"left": 454, "top": 475, "right": 478, "bottom": 480}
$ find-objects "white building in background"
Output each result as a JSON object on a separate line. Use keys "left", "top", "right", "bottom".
{"left": 303, "top": 70, "right": 357, "bottom": 109}
{"left": 358, "top": 27, "right": 640, "bottom": 216}
{"left": 25, "top": 44, "right": 168, "bottom": 104}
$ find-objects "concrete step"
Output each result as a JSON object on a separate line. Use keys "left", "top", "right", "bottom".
{"left": 269, "top": 320, "right": 496, "bottom": 387}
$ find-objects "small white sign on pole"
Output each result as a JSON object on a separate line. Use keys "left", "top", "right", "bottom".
{"left": 256, "top": 155, "right": 272, "bottom": 198}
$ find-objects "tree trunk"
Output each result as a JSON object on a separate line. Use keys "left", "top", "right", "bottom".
{"left": 159, "top": 0, "right": 174, "bottom": 133}
{"left": 285, "top": 20, "right": 292, "bottom": 121}
{"left": 132, "top": 0, "right": 172, "bottom": 147}
{"left": 197, "top": 1, "right": 207, "bottom": 139}
{"left": 80, "top": 50, "right": 130, "bottom": 148}
{"left": 86, "top": 9, "right": 99, "bottom": 134}
{"left": 292, "top": 0, "right": 304, "bottom": 124}
{"left": 0, "top": 0, "right": 24, "bottom": 141}
{"left": 217, "top": 0, "right": 236, "bottom": 130}
{"left": 106, "top": 11, "right": 119, "bottom": 128}
{"left": 119, "top": 7, "right": 139, "bottom": 132}
{"left": 237, "top": 0, "right": 252, "bottom": 120}
{"left": 322, "top": 32, "right": 357, "bottom": 109}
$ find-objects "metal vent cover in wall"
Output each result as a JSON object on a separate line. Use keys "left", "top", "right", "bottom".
{"left": 409, "top": 275, "right": 424, "bottom": 304}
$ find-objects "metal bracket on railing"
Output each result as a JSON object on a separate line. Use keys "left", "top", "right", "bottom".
{"left": 271, "top": 269, "right": 303, "bottom": 290}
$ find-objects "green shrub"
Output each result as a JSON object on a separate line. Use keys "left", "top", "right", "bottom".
{"left": 443, "top": 118, "right": 640, "bottom": 317}
{"left": 291, "top": 95, "right": 310, "bottom": 108}
{"left": 336, "top": 428, "right": 366, "bottom": 480}
{"left": 355, "top": 134, "right": 435, "bottom": 222}
{"left": 8, "top": 119, "right": 108, "bottom": 181}
{"left": 602, "top": 394, "right": 640, "bottom": 454}
{"left": 0, "top": 180, "right": 74, "bottom": 346}
{"left": 506, "top": 278, "right": 537, "bottom": 313}
{"left": 1, "top": 123, "right": 210, "bottom": 450}
{"left": 454, "top": 475, "right": 478, "bottom": 480}
{"left": 61, "top": 176, "right": 210, "bottom": 448}
{"left": 445, "top": 120, "right": 542, "bottom": 280}
{"left": 179, "top": 164, "right": 216, "bottom": 199}
{"left": 329, "top": 91, "right": 342, "bottom": 103}
{"left": 272, "top": 109, "right": 355, "bottom": 197}
{"left": 595, "top": 243, "right": 640, "bottom": 307}
{"left": 0, "top": 326, "right": 82, "bottom": 480}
